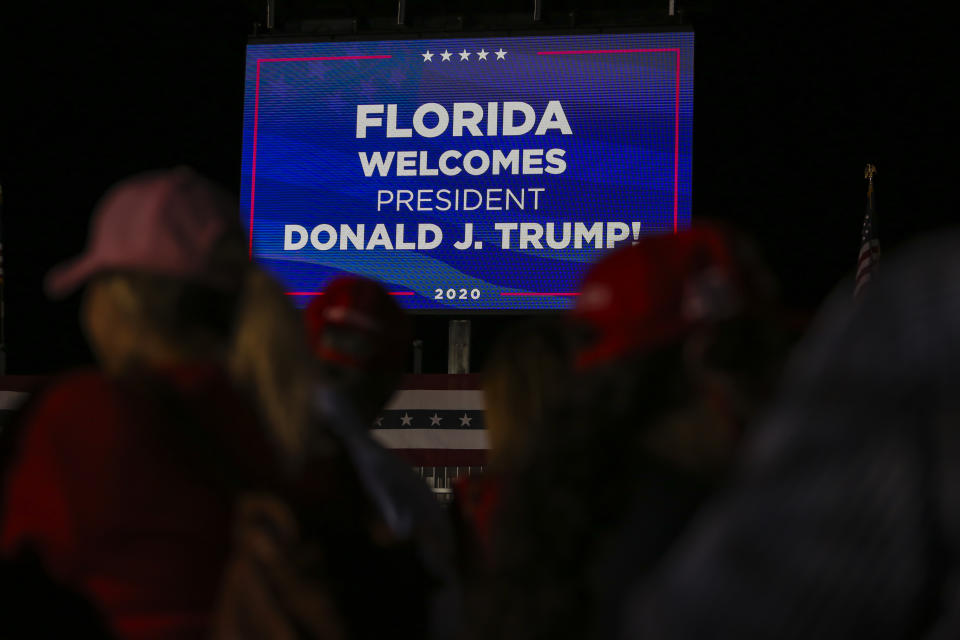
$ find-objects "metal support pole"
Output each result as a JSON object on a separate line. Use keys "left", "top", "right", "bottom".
{"left": 266, "top": 0, "right": 276, "bottom": 30}
{"left": 668, "top": 0, "right": 676, "bottom": 16}
{"left": 412, "top": 339, "right": 423, "bottom": 374}
{"left": 533, "top": 0, "right": 543, "bottom": 22}
{"left": 448, "top": 320, "right": 471, "bottom": 374}
{"left": 397, "top": 0, "right": 407, "bottom": 26}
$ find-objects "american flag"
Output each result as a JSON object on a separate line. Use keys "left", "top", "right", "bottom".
{"left": 854, "top": 164, "right": 880, "bottom": 298}
{"left": 373, "top": 374, "right": 488, "bottom": 500}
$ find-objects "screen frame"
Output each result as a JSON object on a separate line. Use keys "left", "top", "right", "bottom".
{"left": 242, "top": 26, "right": 695, "bottom": 316}
{"left": 247, "top": 24, "right": 694, "bottom": 46}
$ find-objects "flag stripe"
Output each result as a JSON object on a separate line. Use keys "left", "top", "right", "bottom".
{"left": 372, "top": 428, "right": 489, "bottom": 450}
{"left": 857, "top": 242, "right": 880, "bottom": 262}
{"left": 0, "top": 390, "right": 27, "bottom": 411}
{"left": 385, "top": 389, "right": 485, "bottom": 412}
{"left": 398, "top": 374, "right": 482, "bottom": 390}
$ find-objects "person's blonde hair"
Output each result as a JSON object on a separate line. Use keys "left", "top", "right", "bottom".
{"left": 83, "top": 257, "right": 316, "bottom": 469}
{"left": 227, "top": 268, "right": 316, "bottom": 470}
{"left": 483, "top": 318, "right": 573, "bottom": 469}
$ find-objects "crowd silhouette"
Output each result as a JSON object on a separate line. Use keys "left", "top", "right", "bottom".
{"left": 1, "top": 167, "right": 956, "bottom": 639}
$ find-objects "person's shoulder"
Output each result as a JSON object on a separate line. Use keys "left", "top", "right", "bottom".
{"left": 41, "top": 369, "right": 115, "bottom": 399}
{"left": 0, "top": 370, "right": 124, "bottom": 477}
{"left": 20, "top": 370, "right": 122, "bottom": 431}
{"left": 29, "top": 370, "right": 120, "bottom": 413}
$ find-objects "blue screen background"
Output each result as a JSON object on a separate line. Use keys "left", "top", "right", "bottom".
{"left": 240, "top": 31, "right": 694, "bottom": 310}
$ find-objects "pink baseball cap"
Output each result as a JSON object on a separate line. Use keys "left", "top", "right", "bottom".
{"left": 45, "top": 167, "right": 245, "bottom": 298}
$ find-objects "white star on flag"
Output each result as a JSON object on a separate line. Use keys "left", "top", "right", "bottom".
{"left": 476, "top": 49, "right": 489, "bottom": 60}
{"left": 459, "top": 414, "right": 473, "bottom": 427}
{"left": 440, "top": 50, "right": 452, "bottom": 62}
{"left": 429, "top": 413, "right": 443, "bottom": 426}
{"left": 374, "top": 416, "right": 384, "bottom": 427}
{"left": 459, "top": 49, "right": 471, "bottom": 61}
{"left": 400, "top": 413, "right": 413, "bottom": 426}
{"left": 421, "top": 50, "right": 434, "bottom": 62}
{"left": 495, "top": 48, "right": 507, "bottom": 60}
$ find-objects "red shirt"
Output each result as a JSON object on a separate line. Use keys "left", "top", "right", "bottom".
{"left": 452, "top": 473, "right": 503, "bottom": 567}
{"left": 0, "top": 365, "right": 279, "bottom": 640}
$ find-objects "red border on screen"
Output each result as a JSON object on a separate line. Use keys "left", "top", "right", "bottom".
{"left": 285, "top": 291, "right": 414, "bottom": 296}
{"left": 249, "top": 54, "right": 392, "bottom": 260}
{"left": 499, "top": 292, "right": 581, "bottom": 297}
{"left": 536, "top": 48, "right": 683, "bottom": 235}
{"left": 503, "top": 47, "right": 682, "bottom": 298}
{"left": 248, "top": 47, "right": 685, "bottom": 299}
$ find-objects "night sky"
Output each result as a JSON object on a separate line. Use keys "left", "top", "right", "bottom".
{"left": 0, "top": 0, "right": 951, "bottom": 374}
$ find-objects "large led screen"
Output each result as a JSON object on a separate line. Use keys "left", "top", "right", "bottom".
{"left": 241, "top": 31, "right": 694, "bottom": 310}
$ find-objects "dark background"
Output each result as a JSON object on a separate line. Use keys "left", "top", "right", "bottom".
{"left": 0, "top": 0, "right": 952, "bottom": 374}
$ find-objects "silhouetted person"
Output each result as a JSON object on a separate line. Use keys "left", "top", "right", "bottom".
{"left": 470, "top": 225, "right": 789, "bottom": 640}
{"left": 303, "top": 276, "right": 410, "bottom": 426}
{"left": 453, "top": 318, "right": 574, "bottom": 572}
{"left": 621, "top": 229, "right": 960, "bottom": 639}
{"left": 217, "top": 272, "right": 458, "bottom": 639}
{"left": 0, "top": 168, "right": 285, "bottom": 639}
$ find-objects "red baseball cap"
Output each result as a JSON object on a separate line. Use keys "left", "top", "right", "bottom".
{"left": 45, "top": 167, "right": 243, "bottom": 298}
{"left": 304, "top": 276, "right": 410, "bottom": 372}
{"left": 572, "top": 224, "right": 776, "bottom": 368}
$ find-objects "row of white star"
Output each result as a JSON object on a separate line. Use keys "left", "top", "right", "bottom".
{"left": 373, "top": 412, "right": 475, "bottom": 427}
{"left": 422, "top": 48, "right": 507, "bottom": 62}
